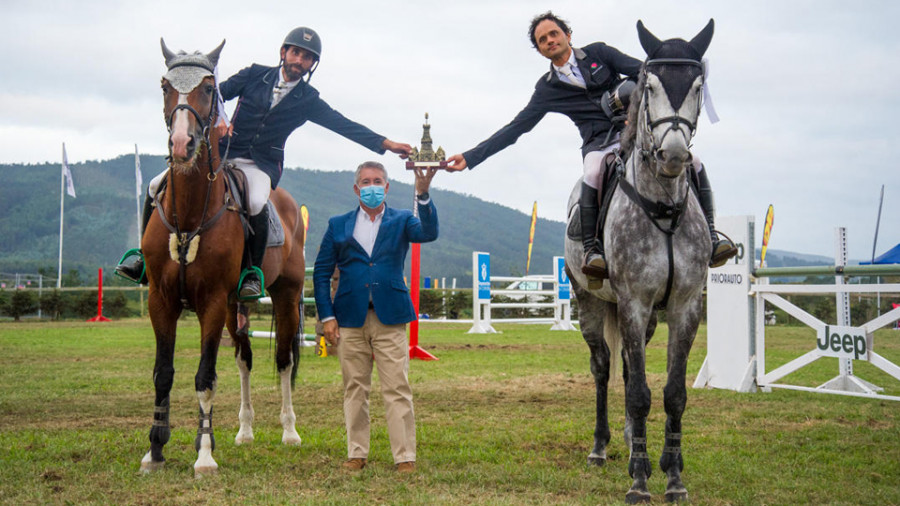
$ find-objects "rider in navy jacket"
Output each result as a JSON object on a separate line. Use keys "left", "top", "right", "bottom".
{"left": 218, "top": 64, "right": 388, "bottom": 188}
{"left": 447, "top": 12, "right": 736, "bottom": 284}
{"left": 459, "top": 41, "right": 641, "bottom": 169}
{"left": 116, "top": 27, "right": 412, "bottom": 297}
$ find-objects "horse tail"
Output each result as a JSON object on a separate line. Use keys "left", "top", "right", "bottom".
{"left": 603, "top": 301, "right": 622, "bottom": 384}
{"left": 290, "top": 332, "right": 300, "bottom": 389}
{"left": 290, "top": 300, "right": 304, "bottom": 389}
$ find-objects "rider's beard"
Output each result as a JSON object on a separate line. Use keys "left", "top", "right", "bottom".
{"left": 283, "top": 63, "right": 305, "bottom": 82}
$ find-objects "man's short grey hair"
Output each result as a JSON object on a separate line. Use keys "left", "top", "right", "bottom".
{"left": 354, "top": 161, "right": 388, "bottom": 184}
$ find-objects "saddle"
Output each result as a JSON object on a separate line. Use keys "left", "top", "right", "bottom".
{"left": 223, "top": 167, "right": 286, "bottom": 249}
{"left": 566, "top": 151, "right": 622, "bottom": 242}
{"left": 566, "top": 151, "right": 703, "bottom": 243}
{"left": 151, "top": 166, "right": 287, "bottom": 253}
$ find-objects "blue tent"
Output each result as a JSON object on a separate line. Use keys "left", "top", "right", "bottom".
{"left": 861, "top": 243, "right": 900, "bottom": 264}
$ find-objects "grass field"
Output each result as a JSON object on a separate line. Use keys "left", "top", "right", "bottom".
{"left": 0, "top": 318, "right": 898, "bottom": 505}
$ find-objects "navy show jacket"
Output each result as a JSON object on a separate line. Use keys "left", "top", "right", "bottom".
{"left": 219, "top": 64, "right": 387, "bottom": 187}
{"left": 463, "top": 43, "right": 642, "bottom": 169}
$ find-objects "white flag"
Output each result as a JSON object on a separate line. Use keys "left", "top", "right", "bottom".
{"left": 134, "top": 144, "right": 143, "bottom": 196}
{"left": 62, "top": 143, "right": 76, "bottom": 198}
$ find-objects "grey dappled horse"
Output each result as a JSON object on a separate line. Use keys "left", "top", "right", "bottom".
{"left": 563, "top": 20, "right": 715, "bottom": 503}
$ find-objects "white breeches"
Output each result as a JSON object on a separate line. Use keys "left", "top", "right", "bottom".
{"left": 582, "top": 142, "right": 620, "bottom": 190}
{"left": 228, "top": 158, "right": 272, "bottom": 216}
{"left": 147, "top": 158, "right": 272, "bottom": 216}
{"left": 581, "top": 141, "right": 705, "bottom": 190}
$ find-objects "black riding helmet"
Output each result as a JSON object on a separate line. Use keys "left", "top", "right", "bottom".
{"left": 282, "top": 27, "right": 321, "bottom": 82}
{"left": 601, "top": 79, "right": 637, "bottom": 123}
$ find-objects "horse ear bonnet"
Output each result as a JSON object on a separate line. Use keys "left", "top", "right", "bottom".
{"left": 161, "top": 38, "right": 226, "bottom": 94}
{"left": 636, "top": 19, "right": 714, "bottom": 61}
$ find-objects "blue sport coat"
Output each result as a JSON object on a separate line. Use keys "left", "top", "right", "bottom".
{"left": 313, "top": 201, "right": 438, "bottom": 327}
{"left": 218, "top": 65, "right": 387, "bottom": 188}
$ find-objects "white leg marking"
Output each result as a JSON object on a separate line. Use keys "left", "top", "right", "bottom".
{"left": 140, "top": 450, "right": 163, "bottom": 473}
{"left": 280, "top": 363, "right": 301, "bottom": 445}
{"left": 194, "top": 387, "right": 219, "bottom": 477}
{"left": 234, "top": 355, "right": 255, "bottom": 445}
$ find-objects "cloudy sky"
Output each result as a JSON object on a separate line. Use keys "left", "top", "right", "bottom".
{"left": 2, "top": 0, "right": 898, "bottom": 260}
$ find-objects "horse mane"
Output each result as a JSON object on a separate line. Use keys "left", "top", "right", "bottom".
{"left": 618, "top": 66, "right": 646, "bottom": 156}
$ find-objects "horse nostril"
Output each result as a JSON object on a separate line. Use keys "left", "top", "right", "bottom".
{"left": 655, "top": 150, "right": 666, "bottom": 162}
{"left": 186, "top": 135, "right": 196, "bottom": 153}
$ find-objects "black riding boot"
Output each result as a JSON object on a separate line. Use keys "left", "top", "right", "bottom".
{"left": 239, "top": 206, "right": 269, "bottom": 299}
{"left": 580, "top": 182, "right": 608, "bottom": 280}
{"left": 115, "top": 196, "right": 154, "bottom": 284}
{"left": 696, "top": 166, "right": 738, "bottom": 267}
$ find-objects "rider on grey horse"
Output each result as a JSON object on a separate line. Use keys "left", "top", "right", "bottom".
{"left": 446, "top": 11, "right": 737, "bottom": 280}
{"left": 117, "top": 27, "right": 412, "bottom": 298}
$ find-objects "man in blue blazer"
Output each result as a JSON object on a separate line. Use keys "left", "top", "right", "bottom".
{"left": 313, "top": 161, "right": 438, "bottom": 474}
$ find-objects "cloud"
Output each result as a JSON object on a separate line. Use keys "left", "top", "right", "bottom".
{"left": 1, "top": 0, "right": 898, "bottom": 260}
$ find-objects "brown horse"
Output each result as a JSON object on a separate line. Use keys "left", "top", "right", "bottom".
{"left": 140, "top": 39, "right": 306, "bottom": 477}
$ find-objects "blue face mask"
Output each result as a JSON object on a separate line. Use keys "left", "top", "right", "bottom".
{"left": 358, "top": 184, "right": 386, "bottom": 208}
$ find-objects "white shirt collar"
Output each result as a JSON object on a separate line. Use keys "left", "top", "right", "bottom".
{"left": 552, "top": 49, "right": 579, "bottom": 73}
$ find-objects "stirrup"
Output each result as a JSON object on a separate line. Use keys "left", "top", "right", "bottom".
{"left": 114, "top": 248, "right": 146, "bottom": 284}
{"left": 237, "top": 266, "right": 266, "bottom": 301}
{"left": 710, "top": 230, "right": 739, "bottom": 268}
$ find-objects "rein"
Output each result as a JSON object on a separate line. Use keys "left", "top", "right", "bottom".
{"left": 158, "top": 79, "right": 236, "bottom": 309}
{"left": 617, "top": 57, "right": 704, "bottom": 310}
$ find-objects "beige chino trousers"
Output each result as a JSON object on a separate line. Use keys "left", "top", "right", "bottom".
{"left": 337, "top": 309, "right": 416, "bottom": 464}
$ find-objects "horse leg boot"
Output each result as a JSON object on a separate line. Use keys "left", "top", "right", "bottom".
{"left": 695, "top": 166, "right": 737, "bottom": 267}
{"left": 239, "top": 206, "right": 268, "bottom": 299}
{"left": 116, "top": 196, "right": 153, "bottom": 284}
{"left": 579, "top": 182, "right": 607, "bottom": 283}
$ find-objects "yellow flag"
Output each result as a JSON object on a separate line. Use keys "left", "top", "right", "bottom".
{"left": 300, "top": 205, "right": 310, "bottom": 233}
{"left": 526, "top": 201, "right": 537, "bottom": 275}
{"left": 760, "top": 204, "right": 774, "bottom": 267}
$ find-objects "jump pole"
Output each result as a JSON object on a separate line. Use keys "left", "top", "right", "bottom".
{"left": 87, "top": 267, "right": 111, "bottom": 322}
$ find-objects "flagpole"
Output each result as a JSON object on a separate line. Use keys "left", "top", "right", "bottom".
{"left": 135, "top": 144, "right": 142, "bottom": 246}
{"left": 57, "top": 143, "right": 66, "bottom": 288}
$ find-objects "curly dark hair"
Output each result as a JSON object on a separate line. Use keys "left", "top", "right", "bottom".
{"left": 528, "top": 11, "right": 571, "bottom": 49}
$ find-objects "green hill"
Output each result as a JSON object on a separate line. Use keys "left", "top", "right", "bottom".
{"left": 0, "top": 155, "right": 566, "bottom": 287}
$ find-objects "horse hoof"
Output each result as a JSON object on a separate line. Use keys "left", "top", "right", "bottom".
{"left": 234, "top": 432, "right": 254, "bottom": 445}
{"left": 140, "top": 460, "right": 165, "bottom": 473}
{"left": 140, "top": 451, "right": 164, "bottom": 473}
{"left": 282, "top": 432, "right": 302, "bottom": 446}
{"left": 665, "top": 488, "right": 688, "bottom": 502}
{"left": 587, "top": 452, "right": 606, "bottom": 467}
{"left": 625, "top": 489, "right": 652, "bottom": 504}
{"left": 194, "top": 465, "right": 218, "bottom": 478}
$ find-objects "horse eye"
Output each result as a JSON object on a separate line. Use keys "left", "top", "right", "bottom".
{"left": 205, "top": 84, "right": 215, "bottom": 94}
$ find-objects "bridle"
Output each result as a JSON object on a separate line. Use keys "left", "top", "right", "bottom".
{"left": 639, "top": 57, "right": 704, "bottom": 175}
{"left": 615, "top": 57, "right": 706, "bottom": 310}
{"left": 159, "top": 68, "right": 236, "bottom": 308}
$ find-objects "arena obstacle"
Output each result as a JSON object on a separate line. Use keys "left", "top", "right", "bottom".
{"left": 86, "top": 268, "right": 111, "bottom": 322}
{"left": 468, "top": 252, "right": 576, "bottom": 333}
{"left": 695, "top": 216, "right": 900, "bottom": 401}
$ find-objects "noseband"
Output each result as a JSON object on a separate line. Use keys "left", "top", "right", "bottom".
{"left": 640, "top": 58, "right": 704, "bottom": 173}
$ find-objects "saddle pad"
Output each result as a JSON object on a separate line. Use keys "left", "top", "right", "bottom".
{"left": 265, "top": 200, "right": 286, "bottom": 248}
